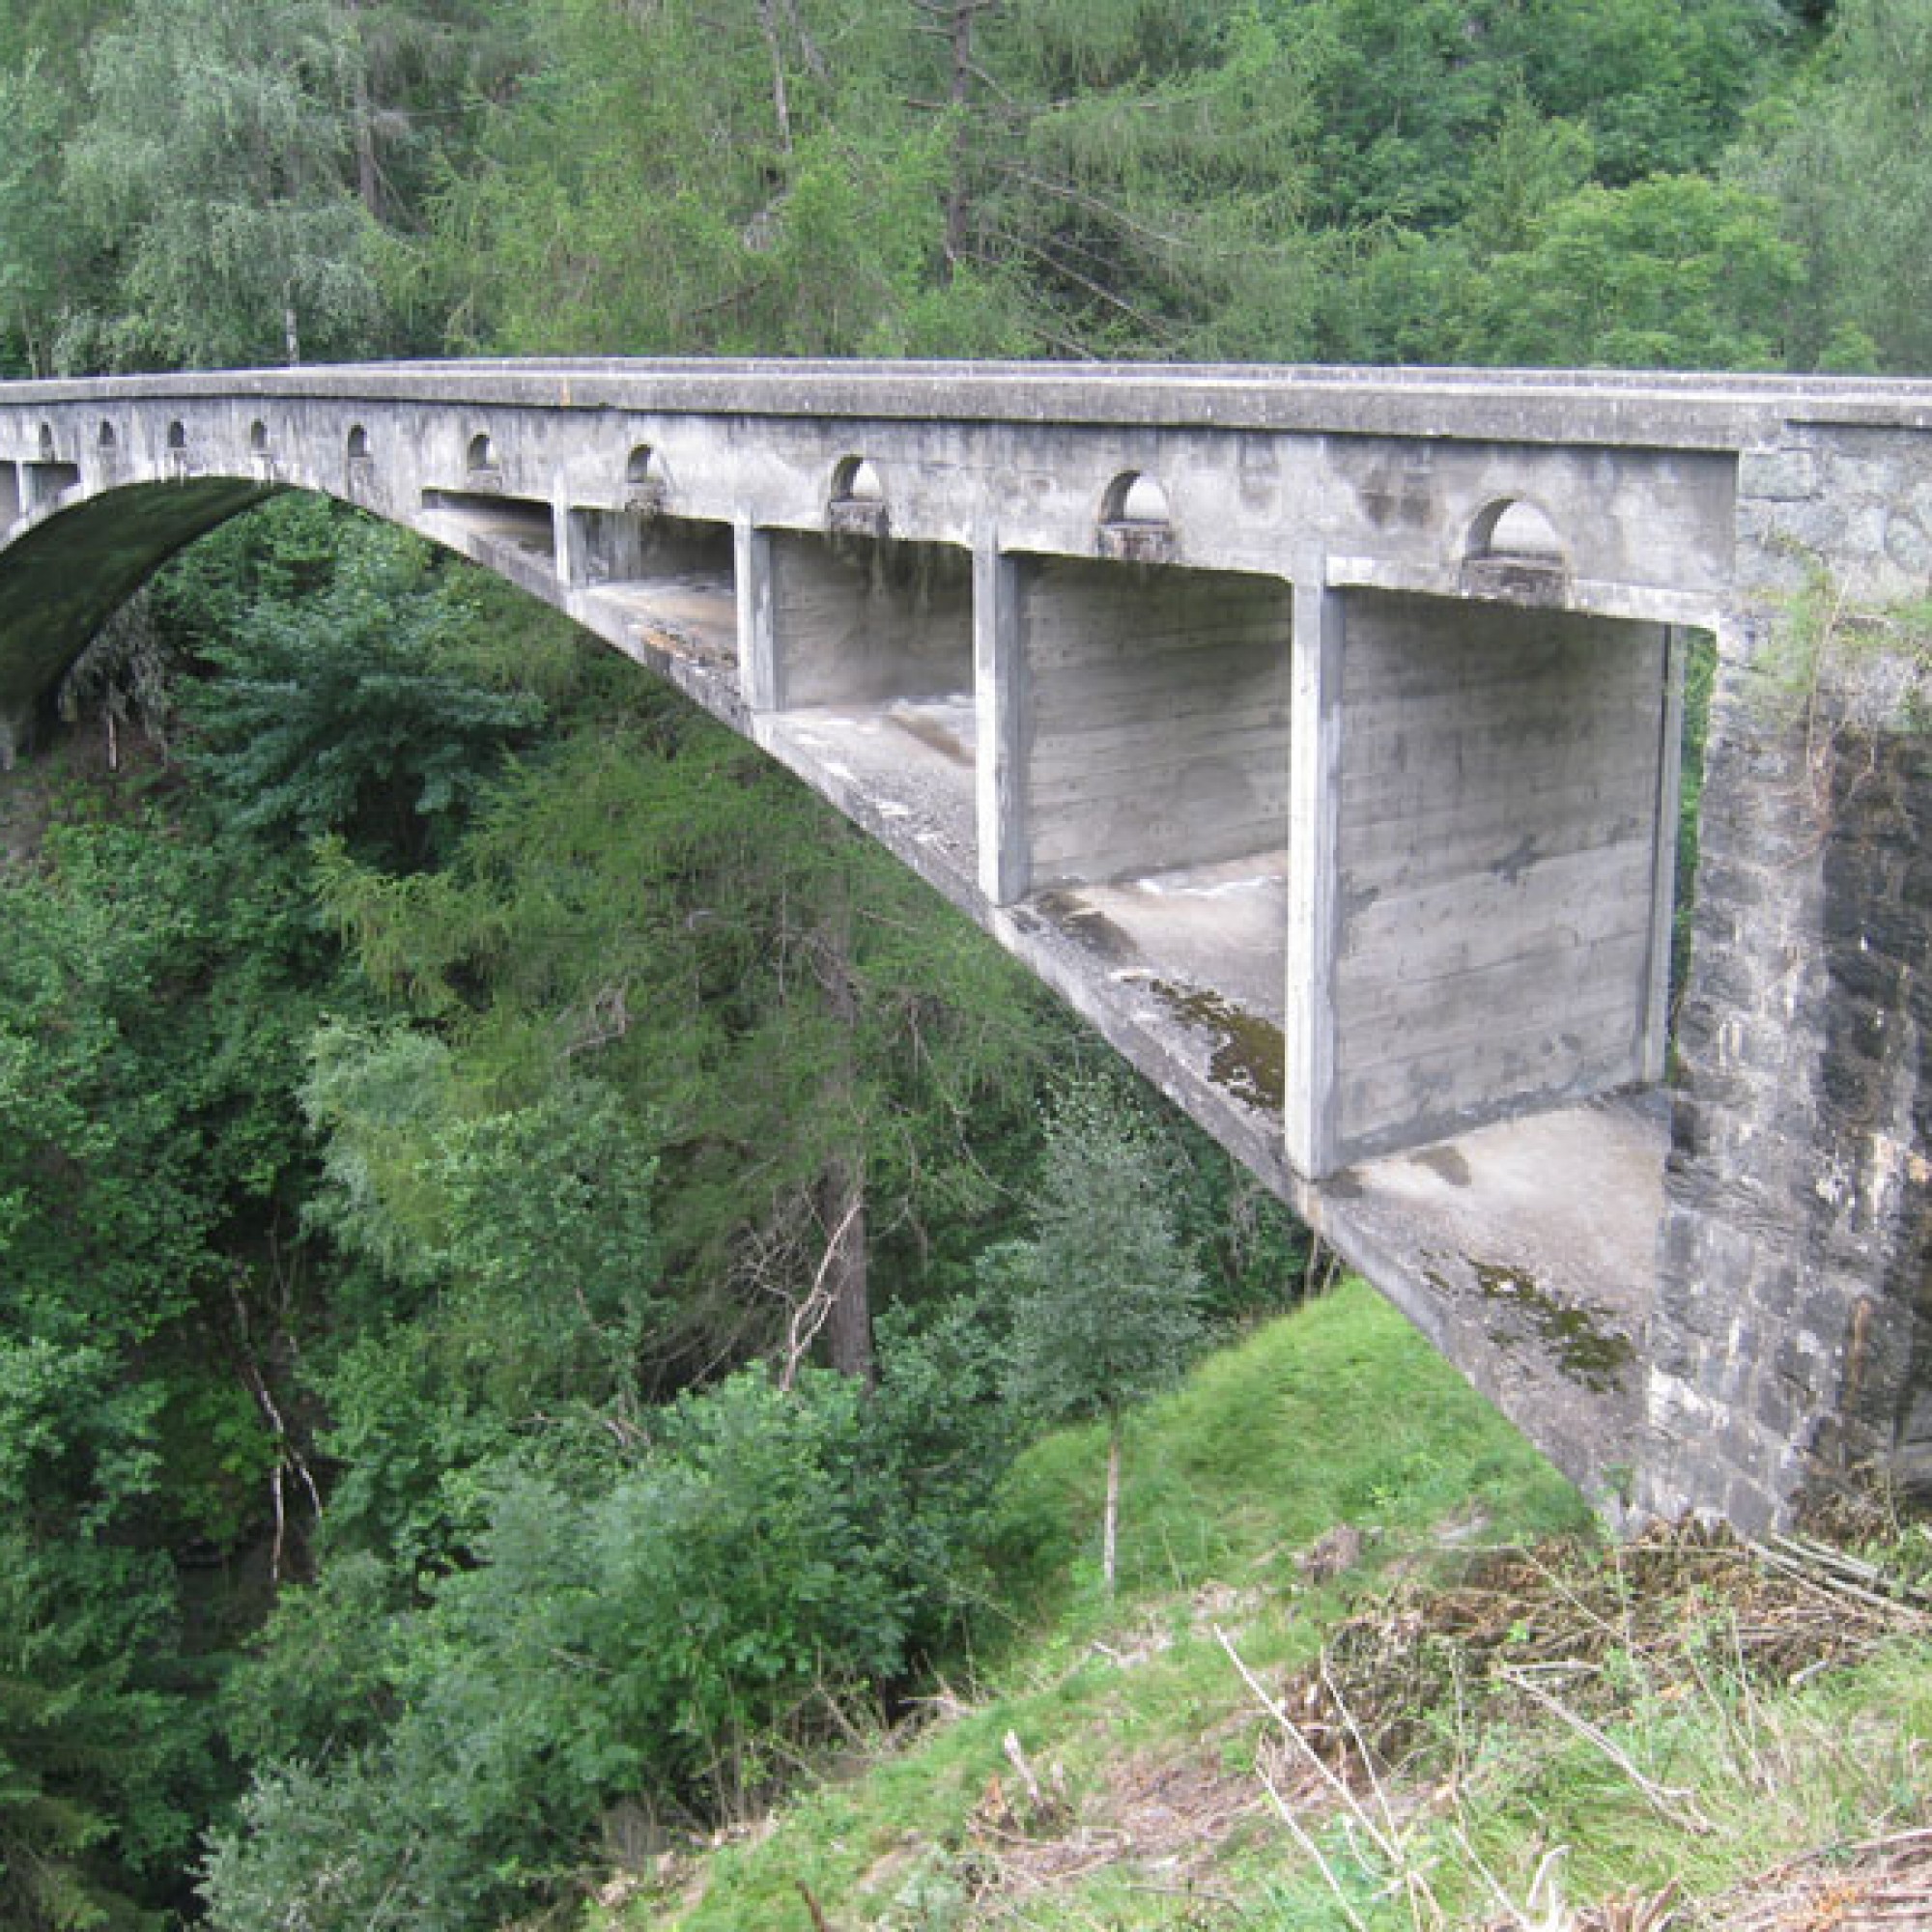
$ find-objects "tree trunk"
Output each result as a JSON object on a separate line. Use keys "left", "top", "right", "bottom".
{"left": 941, "top": 1, "right": 981, "bottom": 280}
{"left": 346, "top": 0, "right": 384, "bottom": 219}
{"left": 1102, "top": 1414, "right": 1122, "bottom": 1597}
{"left": 812, "top": 870, "right": 874, "bottom": 1385}
{"left": 817, "top": 1152, "right": 873, "bottom": 1385}
{"left": 755, "top": 0, "right": 794, "bottom": 155}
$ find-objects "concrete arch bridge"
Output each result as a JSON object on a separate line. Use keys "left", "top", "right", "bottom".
{"left": 5, "top": 359, "right": 1932, "bottom": 1530}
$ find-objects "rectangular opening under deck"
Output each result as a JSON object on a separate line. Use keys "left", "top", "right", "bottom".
{"left": 571, "top": 509, "right": 737, "bottom": 678}
{"left": 1012, "top": 555, "right": 1293, "bottom": 1120}
{"left": 418, "top": 489, "right": 557, "bottom": 599}
{"left": 757, "top": 531, "right": 980, "bottom": 887}
{"left": 1328, "top": 592, "right": 1685, "bottom": 1162}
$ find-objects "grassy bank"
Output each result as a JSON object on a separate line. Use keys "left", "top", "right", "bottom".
{"left": 588, "top": 1281, "right": 1932, "bottom": 1931}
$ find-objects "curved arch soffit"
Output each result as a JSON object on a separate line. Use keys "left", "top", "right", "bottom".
{"left": 0, "top": 466, "right": 577, "bottom": 749}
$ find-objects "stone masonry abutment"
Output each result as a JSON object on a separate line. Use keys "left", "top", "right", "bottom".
{"left": 6, "top": 361, "right": 1932, "bottom": 1532}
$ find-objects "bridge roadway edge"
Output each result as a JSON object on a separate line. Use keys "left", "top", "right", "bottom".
{"left": 6, "top": 359, "right": 1932, "bottom": 1532}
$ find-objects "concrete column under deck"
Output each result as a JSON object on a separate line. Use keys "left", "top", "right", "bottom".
{"left": 1329, "top": 593, "right": 1678, "bottom": 1162}
{"left": 1286, "top": 567, "right": 1344, "bottom": 1179}
{"left": 975, "top": 543, "right": 1028, "bottom": 906}
{"left": 737, "top": 520, "right": 778, "bottom": 712}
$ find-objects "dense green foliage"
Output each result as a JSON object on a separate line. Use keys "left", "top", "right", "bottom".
{"left": 202, "top": 1364, "right": 1003, "bottom": 1926}
{"left": 6, "top": 0, "right": 1932, "bottom": 377}
{"left": 3, "top": 0, "right": 1931, "bottom": 1925}
{"left": 1, "top": 477, "right": 1293, "bottom": 1924}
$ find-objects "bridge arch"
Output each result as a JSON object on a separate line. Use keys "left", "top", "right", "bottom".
{"left": 7, "top": 358, "right": 1924, "bottom": 1533}
{"left": 0, "top": 474, "right": 293, "bottom": 752}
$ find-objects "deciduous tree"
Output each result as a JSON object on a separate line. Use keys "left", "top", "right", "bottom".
{"left": 65, "top": 0, "right": 385, "bottom": 366}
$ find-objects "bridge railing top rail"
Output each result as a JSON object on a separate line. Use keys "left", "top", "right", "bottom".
{"left": 4, "top": 359, "right": 1932, "bottom": 449}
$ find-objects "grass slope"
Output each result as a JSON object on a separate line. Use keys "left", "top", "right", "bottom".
{"left": 590, "top": 1281, "right": 1932, "bottom": 1931}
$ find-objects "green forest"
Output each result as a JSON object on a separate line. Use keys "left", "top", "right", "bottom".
{"left": 2, "top": 2, "right": 1930, "bottom": 1927}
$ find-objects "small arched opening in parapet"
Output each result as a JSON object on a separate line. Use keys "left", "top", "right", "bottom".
{"left": 1098, "top": 469, "right": 1175, "bottom": 563}
{"left": 1463, "top": 496, "right": 1570, "bottom": 601}
{"left": 98, "top": 421, "right": 117, "bottom": 451}
{"left": 165, "top": 419, "right": 190, "bottom": 479}
{"left": 828, "top": 454, "right": 888, "bottom": 538}
{"left": 344, "top": 425, "right": 374, "bottom": 496}
{"left": 467, "top": 431, "right": 498, "bottom": 480}
{"left": 1466, "top": 497, "right": 1566, "bottom": 564}
{"left": 167, "top": 421, "right": 187, "bottom": 451}
{"left": 247, "top": 419, "right": 277, "bottom": 482}
{"left": 27, "top": 420, "right": 80, "bottom": 503}
{"left": 624, "top": 443, "right": 668, "bottom": 513}
{"left": 834, "top": 455, "right": 884, "bottom": 502}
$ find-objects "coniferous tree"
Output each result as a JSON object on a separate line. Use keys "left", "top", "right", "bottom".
{"left": 995, "top": 1079, "right": 1205, "bottom": 1595}
{"left": 1742, "top": 0, "right": 1932, "bottom": 372}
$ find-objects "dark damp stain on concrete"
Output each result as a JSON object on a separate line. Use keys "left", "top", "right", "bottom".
{"left": 1410, "top": 1144, "right": 1472, "bottom": 1186}
{"left": 1034, "top": 891, "right": 1140, "bottom": 965}
{"left": 889, "top": 706, "right": 971, "bottom": 765}
{"left": 1472, "top": 1259, "right": 1635, "bottom": 1394}
{"left": 1150, "top": 980, "right": 1286, "bottom": 1111}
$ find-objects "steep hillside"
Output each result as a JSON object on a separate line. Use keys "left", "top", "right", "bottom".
{"left": 611, "top": 1283, "right": 1932, "bottom": 1932}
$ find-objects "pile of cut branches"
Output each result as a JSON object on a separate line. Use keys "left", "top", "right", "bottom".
{"left": 1288, "top": 1520, "right": 1932, "bottom": 1781}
